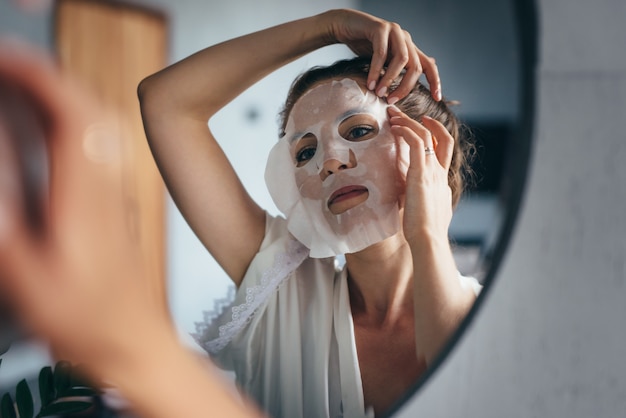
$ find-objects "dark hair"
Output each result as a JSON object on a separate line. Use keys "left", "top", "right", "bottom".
{"left": 279, "top": 56, "right": 474, "bottom": 208}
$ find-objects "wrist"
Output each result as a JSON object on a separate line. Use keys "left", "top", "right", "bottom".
{"left": 314, "top": 9, "right": 343, "bottom": 46}
{"left": 407, "top": 230, "right": 457, "bottom": 274}
{"left": 85, "top": 320, "right": 179, "bottom": 387}
{"left": 109, "top": 337, "right": 261, "bottom": 418}
{"left": 405, "top": 227, "right": 450, "bottom": 253}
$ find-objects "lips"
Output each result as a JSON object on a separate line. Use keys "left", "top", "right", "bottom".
{"left": 327, "top": 185, "right": 369, "bottom": 208}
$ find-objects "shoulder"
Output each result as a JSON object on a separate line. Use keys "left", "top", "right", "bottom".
{"left": 193, "top": 213, "right": 309, "bottom": 354}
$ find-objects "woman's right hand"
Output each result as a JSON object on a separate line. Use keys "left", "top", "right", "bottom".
{"left": 325, "top": 9, "right": 441, "bottom": 104}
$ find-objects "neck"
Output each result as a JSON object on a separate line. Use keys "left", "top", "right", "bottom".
{"left": 345, "top": 233, "right": 414, "bottom": 328}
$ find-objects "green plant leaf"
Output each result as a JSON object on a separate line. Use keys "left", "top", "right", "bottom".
{"left": 52, "top": 361, "right": 71, "bottom": 396}
{"left": 37, "top": 400, "right": 93, "bottom": 417}
{"left": 57, "top": 387, "right": 97, "bottom": 398}
{"left": 38, "top": 366, "right": 54, "bottom": 407}
{"left": 15, "top": 380, "right": 34, "bottom": 418}
{"left": 1, "top": 393, "right": 16, "bottom": 418}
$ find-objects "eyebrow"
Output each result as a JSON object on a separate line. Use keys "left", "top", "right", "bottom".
{"left": 287, "top": 107, "right": 375, "bottom": 143}
{"left": 337, "top": 108, "right": 369, "bottom": 123}
{"left": 288, "top": 132, "right": 307, "bottom": 144}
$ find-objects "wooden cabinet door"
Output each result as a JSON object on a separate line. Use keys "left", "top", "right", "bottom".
{"left": 54, "top": 0, "right": 169, "bottom": 311}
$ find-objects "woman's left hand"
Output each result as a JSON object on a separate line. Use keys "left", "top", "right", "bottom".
{"left": 388, "top": 106, "right": 454, "bottom": 249}
{"left": 389, "top": 106, "right": 478, "bottom": 364}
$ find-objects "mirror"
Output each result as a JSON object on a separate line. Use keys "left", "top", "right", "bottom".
{"left": 0, "top": 0, "right": 536, "bottom": 416}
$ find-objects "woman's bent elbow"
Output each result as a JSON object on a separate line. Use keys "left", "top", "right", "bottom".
{"left": 137, "top": 75, "right": 156, "bottom": 108}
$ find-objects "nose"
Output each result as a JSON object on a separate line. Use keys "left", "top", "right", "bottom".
{"left": 319, "top": 149, "right": 357, "bottom": 181}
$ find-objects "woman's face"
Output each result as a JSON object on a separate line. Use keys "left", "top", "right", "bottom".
{"left": 265, "top": 77, "right": 409, "bottom": 257}
{"left": 286, "top": 78, "right": 404, "bottom": 219}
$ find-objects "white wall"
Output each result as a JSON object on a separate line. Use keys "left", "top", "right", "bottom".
{"left": 396, "top": 0, "right": 626, "bottom": 416}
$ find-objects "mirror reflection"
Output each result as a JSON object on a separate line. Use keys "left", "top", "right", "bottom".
{"left": 172, "top": 0, "right": 519, "bottom": 326}
{"left": 155, "top": 1, "right": 518, "bottom": 417}
{"left": 0, "top": 0, "right": 521, "bottom": 417}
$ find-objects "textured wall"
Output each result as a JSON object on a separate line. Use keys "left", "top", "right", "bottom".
{"left": 395, "top": 0, "right": 626, "bottom": 416}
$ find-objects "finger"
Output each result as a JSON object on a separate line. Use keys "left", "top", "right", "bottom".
{"left": 432, "top": 134, "right": 439, "bottom": 150}
{"left": 0, "top": 39, "right": 72, "bottom": 133}
{"left": 417, "top": 48, "right": 441, "bottom": 101}
{"left": 388, "top": 106, "right": 434, "bottom": 150}
{"left": 375, "top": 23, "right": 409, "bottom": 98}
{"left": 0, "top": 197, "right": 50, "bottom": 319}
{"left": 0, "top": 113, "right": 44, "bottom": 294}
{"left": 388, "top": 107, "right": 432, "bottom": 171}
{"left": 0, "top": 39, "right": 101, "bottom": 155}
{"left": 390, "top": 124, "right": 427, "bottom": 176}
{"left": 367, "top": 24, "right": 390, "bottom": 92}
{"left": 421, "top": 116, "right": 454, "bottom": 171}
{"left": 387, "top": 34, "right": 422, "bottom": 104}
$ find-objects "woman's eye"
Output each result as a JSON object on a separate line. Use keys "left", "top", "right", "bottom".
{"left": 346, "top": 125, "right": 375, "bottom": 141}
{"left": 295, "top": 146, "right": 316, "bottom": 166}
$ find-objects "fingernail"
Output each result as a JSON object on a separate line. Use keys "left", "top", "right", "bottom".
{"left": 388, "top": 105, "right": 400, "bottom": 113}
{"left": 387, "top": 96, "right": 398, "bottom": 105}
{"left": 377, "top": 86, "right": 387, "bottom": 97}
{"left": 368, "top": 80, "right": 376, "bottom": 91}
{"left": 435, "top": 85, "right": 442, "bottom": 101}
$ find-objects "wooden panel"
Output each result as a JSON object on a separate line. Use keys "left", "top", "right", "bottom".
{"left": 54, "top": 0, "right": 168, "bottom": 311}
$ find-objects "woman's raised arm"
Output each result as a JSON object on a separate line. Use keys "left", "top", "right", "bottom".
{"left": 137, "top": 9, "right": 440, "bottom": 285}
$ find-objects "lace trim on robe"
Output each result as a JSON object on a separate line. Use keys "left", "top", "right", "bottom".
{"left": 192, "top": 237, "right": 309, "bottom": 355}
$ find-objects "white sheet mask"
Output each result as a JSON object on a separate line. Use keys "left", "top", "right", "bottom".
{"left": 265, "top": 78, "right": 410, "bottom": 258}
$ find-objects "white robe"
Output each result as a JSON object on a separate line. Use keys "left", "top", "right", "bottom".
{"left": 193, "top": 214, "right": 480, "bottom": 418}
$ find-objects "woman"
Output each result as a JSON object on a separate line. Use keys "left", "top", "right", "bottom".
{"left": 139, "top": 9, "right": 478, "bottom": 417}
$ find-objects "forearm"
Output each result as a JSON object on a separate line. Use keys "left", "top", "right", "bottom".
{"left": 411, "top": 236, "right": 476, "bottom": 365}
{"left": 106, "top": 337, "right": 263, "bottom": 418}
{"left": 134, "top": 12, "right": 346, "bottom": 280}
{"left": 138, "top": 11, "right": 339, "bottom": 120}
